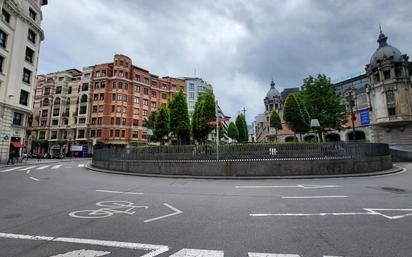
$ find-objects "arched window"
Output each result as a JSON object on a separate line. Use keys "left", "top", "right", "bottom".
{"left": 43, "top": 98, "right": 49, "bottom": 106}
{"left": 54, "top": 98, "right": 60, "bottom": 105}
{"left": 81, "top": 95, "right": 87, "bottom": 103}
{"left": 386, "top": 90, "right": 395, "bottom": 103}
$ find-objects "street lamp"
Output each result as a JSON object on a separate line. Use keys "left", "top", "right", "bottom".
{"left": 310, "top": 118, "right": 320, "bottom": 142}
{"left": 346, "top": 88, "right": 357, "bottom": 141}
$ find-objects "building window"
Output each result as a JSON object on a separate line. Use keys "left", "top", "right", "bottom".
{"left": 94, "top": 94, "right": 99, "bottom": 101}
{"left": 79, "top": 118, "right": 86, "bottom": 124}
{"left": 189, "top": 83, "right": 195, "bottom": 90}
{"left": 42, "top": 98, "right": 49, "bottom": 106}
{"left": 117, "top": 94, "right": 122, "bottom": 101}
{"left": 94, "top": 82, "right": 100, "bottom": 89}
{"left": 51, "top": 119, "right": 58, "bottom": 126}
{"left": 124, "top": 83, "right": 128, "bottom": 90}
{"left": 19, "top": 90, "right": 29, "bottom": 106}
{"left": 53, "top": 108, "right": 60, "bottom": 116}
{"left": 41, "top": 109, "right": 48, "bottom": 117}
{"left": 54, "top": 97, "right": 60, "bottom": 105}
{"left": 98, "top": 117, "right": 102, "bottom": 124}
{"left": 152, "top": 91, "right": 156, "bottom": 98}
{"left": 51, "top": 131, "right": 57, "bottom": 139}
{"left": 135, "top": 74, "right": 140, "bottom": 81}
{"left": 96, "top": 129, "right": 101, "bottom": 137}
{"left": 116, "top": 106, "right": 121, "bottom": 113}
{"left": 78, "top": 130, "right": 85, "bottom": 138}
{"left": 189, "top": 92, "right": 195, "bottom": 99}
{"left": 133, "top": 119, "right": 138, "bottom": 126}
{"left": 151, "top": 102, "right": 156, "bottom": 108}
{"left": 162, "top": 93, "right": 167, "bottom": 99}
{"left": 112, "top": 93, "right": 116, "bottom": 101}
{"left": 383, "top": 70, "right": 391, "bottom": 80}
{"left": 110, "top": 117, "right": 114, "bottom": 125}
{"left": 79, "top": 106, "right": 87, "bottom": 114}
{"left": 123, "top": 95, "right": 127, "bottom": 102}
{"left": 44, "top": 87, "right": 50, "bottom": 95}
{"left": 122, "top": 118, "right": 126, "bottom": 126}
{"left": 374, "top": 72, "right": 380, "bottom": 83}
{"left": 13, "top": 112, "right": 23, "bottom": 126}
{"left": 101, "top": 82, "right": 106, "bottom": 88}
{"left": 0, "top": 55, "right": 4, "bottom": 73}
{"left": 90, "top": 130, "right": 96, "bottom": 137}
{"left": 118, "top": 82, "right": 123, "bottom": 89}
{"left": 121, "top": 130, "right": 125, "bottom": 137}
{"left": 22, "top": 68, "right": 32, "bottom": 84}
{"left": 144, "top": 78, "right": 149, "bottom": 84}
{"left": 116, "top": 117, "right": 120, "bottom": 125}
{"left": 134, "top": 96, "right": 139, "bottom": 104}
{"left": 25, "top": 47, "right": 34, "bottom": 63}
{"left": 99, "top": 105, "right": 103, "bottom": 112}
{"left": 134, "top": 84, "right": 140, "bottom": 92}
{"left": 395, "top": 68, "right": 402, "bottom": 78}
{"left": 39, "top": 131, "right": 46, "bottom": 139}
{"left": 115, "top": 130, "right": 120, "bottom": 137}
{"left": 55, "top": 86, "right": 62, "bottom": 94}
{"left": 2, "top": 9, "right": 10, "bottom": 23}
{"left": 134, "top": 108, "right": 139, "bottom": 115}
{"left": 143, "top": 88, "right": 148, "bottom": 95}
{"left": 100, "top": 93, "right": 104, "bottom": 100}
{"left": 40, "top": 120, "right": 47, "bottom": 126}
{"left": 82, "top": 83, "right": 89, "bottom": 91}
{"left": 81, "top": 95, "right": 87, "bottom": 103}
{"left": 133, "top": 130, "right": 138, "bottom": 138}
{"left": 143, "top": 110, "right": 148, "bottom": 116}
{"left": 143, "top": 99, "right": 148, "bottom": 106}
{"left": 29, "top": 8, "right": 37, "bottom": 20}
{"left": 386, "top": 90, "right": 395, "bottom": 103}
{"left": 28, "top": 29, "right": 36, "bottom": 44}
{"left": 0, "top": 29, "right": 7, "bottom": 48}
{"left": 92, "top": 105, "right": 97, "bottom": 113}
{"left": 388, "top": 107, "right": 396, "bottom": 116}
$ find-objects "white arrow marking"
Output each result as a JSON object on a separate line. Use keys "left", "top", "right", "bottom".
{"left": 52, "top": 165, "right": 62, "bottom": 169}
{"left": 96, "top": 189, "right": 144, "bottom": 195}
{"left": 0, "top": 232, "right": 169, "bottom": 257}
{"left": 144, "top": 203, "right": 182, "bottom": 223}
{"left": 50, "top": 249, "right": 110, "bottom": 257}
{"left": 249, "top": 253, "right": 301, "bottom": 257}
{"left": 169, "top": 248, "right": 224, "bottom": 257}
{"left": 236, "top": 185, "right": 340, "bottom": 189}
{"left": 36, "top": 165, "right": 50, "bottom": 170}
{"left": 251, "top": 208, "right": 412, "bottom": 220}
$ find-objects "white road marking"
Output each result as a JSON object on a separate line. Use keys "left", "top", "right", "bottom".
{"left": 78, "top": 164, "right": 85, "bottom": 167}
{"left": 144, "top": 203, "right": 182, "bottom": 223}
{"left": 1, "top": 167, "right": 21, "bottom": 172}
{"left": 36, "top": 165, "right": 50, "bottom": 170}
{"left": 19, "top": 166, "right": 36, "bottom": 171}
{"left": 251, "top": 208, "right": 412, "bottom": 220}
{"left": 50, "top": 249, "right": 110, "bottom": 257}
{"left": 96, "top": 189, "right": 144, "bottom": 195}
{"left": 29, "top": 177, "right": 40, "bottom": 181}
{"left": 236, "top": 184, "right": 340, "bottom": 189}
{"left": 281, "top": 195, "right": 348, "bottom": 199}
{"left": 26, "top": 170, "right": 30, "bottom": 174}
{"left": 51, "top": 165, "right": 62, "bottom": 169}
{"left": 169, "top": 248, "right": 224, "bottom": 257}
{"left": 0, "top": 232, "right": 169, "bottom": 257}
{"left": 249, "top": 253, "right": 301, "bottom": 257}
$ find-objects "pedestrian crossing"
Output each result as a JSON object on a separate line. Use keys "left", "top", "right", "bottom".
{"left": 0, "top": 163, "right": 88, "bottom": 173}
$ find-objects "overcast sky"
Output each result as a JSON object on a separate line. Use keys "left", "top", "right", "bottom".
{"left": 38, "top": 0, "right": 412, "bottom": 124}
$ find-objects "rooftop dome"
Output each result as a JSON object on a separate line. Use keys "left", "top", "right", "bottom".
{"left": 265, "top": 80, "right": 280, "bottom": 99}
{"left": 370, "top": 28, "right": 402, "bottom": 69}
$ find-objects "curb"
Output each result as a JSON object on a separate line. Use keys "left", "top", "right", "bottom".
{"left": 86, "top": 163, "right": 405, "bottom": 180}
{"left": 0, "top": 158, "right": 90, "bottom": 169}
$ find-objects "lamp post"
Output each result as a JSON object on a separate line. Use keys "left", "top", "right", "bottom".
{"left": 310, "top": 118, "right": 320, "bottom": 142}
{"left": 346, "top": 89, "right": 356, "bottom": 141}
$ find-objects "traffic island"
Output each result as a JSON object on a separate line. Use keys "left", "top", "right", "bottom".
{"left": 91, "top": 143, "right": 393, "bottom": 177}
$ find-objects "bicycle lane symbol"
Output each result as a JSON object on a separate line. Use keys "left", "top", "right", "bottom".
{"left": 69, "top": 201, "right": 149, "bottom": 219}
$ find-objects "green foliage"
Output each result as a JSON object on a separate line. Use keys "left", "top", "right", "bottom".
{"left": 145, "top": 111, "right": 157, "bottom": 129}
{"left": 191, "top": 90, "right": 216, "bottom": 143}
{"left": 154, "top": 105, "right": 170, "bottom": 144}
{"left": 57, "top": 139, "right": 68, "bottom": 146}
{"left": 269, "top": 109, "right": 282, "bottom": 130}
{"left": 227, "top": 121, "right": 239, "bottom": 140}
{"left": 294, "top": 93, "right": 310, "bottom": 134}
{"left": 283, "top": 93, "right": 309, "bottom": 135}
{"left": 169, "top": 90, "right": 191, "bottom": 144}
{"left": 300, "top": 74, "right": 346, "bottom": 129}
{"left": 235, "top": 114, "right": 248, "bottom": 142}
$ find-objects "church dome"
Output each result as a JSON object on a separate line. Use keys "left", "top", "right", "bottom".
{"left": 370, "top": 29, "right": 402, "bottom": 69}
{"left": 265, "top": 80, "right": 280, "bottom": 99}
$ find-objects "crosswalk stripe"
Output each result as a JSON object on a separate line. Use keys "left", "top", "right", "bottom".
{"left": 1, "top": 167, "right": 21, "bottom": 172}
{"left": 169, "top": 248, "right": 224, "bottom": 257}
{"left": 19, "top": 166, "right": 35, "bottom": 171}
{"left": 51, "top": 165, "right": 62, "bottom": 169}
{"left": 249, "top": 253, "right": 301, "bottom": 257}
{"left": 36, "top": 165, "right": 50, "bottom": 170}
{"left": 78, "top": 164, "right": 85, "bottom": 167}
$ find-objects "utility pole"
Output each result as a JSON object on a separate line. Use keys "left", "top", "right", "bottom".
{"left": 241, "top": 107, "right": 247, "bottom": 117}
{"left": 215, "top": 100, "right": 219, "bottom": 161}
{"left": 347, "top": 89, "right": 356, "bottom": 141}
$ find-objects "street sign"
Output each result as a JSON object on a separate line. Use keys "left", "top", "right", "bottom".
{"left": 3, "top": 135, "right": 9, "bottom": 141}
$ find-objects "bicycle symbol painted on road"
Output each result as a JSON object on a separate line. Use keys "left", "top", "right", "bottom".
{"left": 69, "top": 201, "right": 148, "bottom": 219}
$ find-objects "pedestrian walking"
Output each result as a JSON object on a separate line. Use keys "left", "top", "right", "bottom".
{"left": 7, "top": 150, "right": 14, "bottom": 165}
{"left": 37, "top": 151, "right": 42, "bottom": 161}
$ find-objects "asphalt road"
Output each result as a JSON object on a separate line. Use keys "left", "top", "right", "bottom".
{"left": 0, "top": 160, "right": 411, "bottom": 257}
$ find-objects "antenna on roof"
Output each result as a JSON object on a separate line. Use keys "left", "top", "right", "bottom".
{"left": 379, "top": 24, "right": 382, "bottom": 34}
{"left": 194, "top": 68, "right": 197, "bottom": 77}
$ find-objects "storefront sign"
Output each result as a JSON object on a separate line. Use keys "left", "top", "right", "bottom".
{"left": 360, "top": 109, "right": 370, "bottom": 126}
{"left": 71, "top": 145, "right": 83, "bottom": 151}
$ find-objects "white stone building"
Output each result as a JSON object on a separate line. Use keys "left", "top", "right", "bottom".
{"left": 183, "top": 77, "right": 213, "bottom": 117}
{"left": 0, "top": 0, "right": 47, "bottom": 163}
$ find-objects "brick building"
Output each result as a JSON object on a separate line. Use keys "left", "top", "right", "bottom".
{"left": 30, "top": 54, "right": 185, "bottom": 156}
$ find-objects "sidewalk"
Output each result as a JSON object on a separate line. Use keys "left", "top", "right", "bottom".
{"left": 0, "top": 158, "right": 90, "bottom": 169}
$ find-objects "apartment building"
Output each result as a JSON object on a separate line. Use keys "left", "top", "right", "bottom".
{"left": 30, "top": 54, "right": 186, "bottom": 156}
{"left": 0, "top": 0, "right": 47, "bottom": 162}
{"left": 183, "top": 77, "right": 213, "bottom": 117}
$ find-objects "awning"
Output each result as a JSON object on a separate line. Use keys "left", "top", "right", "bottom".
{"left": 10, "top": 142, "right": 25, "bottom": 148}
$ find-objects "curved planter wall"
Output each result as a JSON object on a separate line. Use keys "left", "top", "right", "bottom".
{"left": 92, "top": 155, "right": 392, "bottom": 177}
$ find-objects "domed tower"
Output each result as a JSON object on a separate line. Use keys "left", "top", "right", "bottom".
{"left": 264, "top": 79, "right": 282, "bottom": 115}
{"left": 365, "top": 28, "right": 412, "bottom": 143}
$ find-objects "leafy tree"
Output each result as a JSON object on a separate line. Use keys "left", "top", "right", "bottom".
{"left": 191, "top": 90, "right": 216, "bottom": 143}
{"left": 31, "top": 137, "right": 41, "bottom": 154}
{"left": 295, "top": 93, "right": 311, "bottom": 138}
{"left": 145, "top": 111, "right": 158, "bottom": 141}
{"left": 269, "top": 109, "right": 282, "bottom": 141}
{"left": 57, "top": 139, "right": 68, "bottom": 156}
{"left": 169, "top": 90, "right": 191, "bottom": 144}
{"left": 300, "top": 74, "right": 346, "bottom": 139}
{"left": 227, "top": 121, "right": 239, "bottom": 140}
{"left": 154, "top": 105, "right": 170, "bottom": 145}
{"left": 283, "top": 93, "right": 308, "bottom": 140}
{"left": 235, "top": 114, "right": 248, "bottom": 142}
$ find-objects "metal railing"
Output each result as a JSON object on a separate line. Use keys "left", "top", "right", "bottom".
{"left": 93, "top": 142, "right": 390, "bottom": 162}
